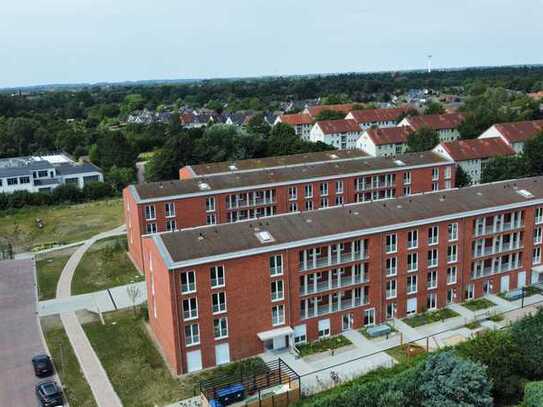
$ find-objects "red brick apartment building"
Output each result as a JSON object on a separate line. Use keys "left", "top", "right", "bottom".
{"left": 141, "top": 176, "right": 543, "bottom": 374}
{"left": 124, "top": 150, "right": 455, "bottom": 272}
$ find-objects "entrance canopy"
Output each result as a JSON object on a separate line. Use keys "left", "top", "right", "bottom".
{"left": 257, "top": 326, "right": 293, "bottom": 342}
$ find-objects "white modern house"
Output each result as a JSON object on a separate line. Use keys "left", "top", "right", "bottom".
{"left": 345, "top": 107, "right": 410, "bottom": 130}
{"left": 433, "top": 138, "right": 515, "bottom": 184}
{"left": 399, "top": 112, "right": 465, "bottom": 142}
{"left": 274, "top": 113, "right": 314, "bottom": 140}
{"left": 0, "top": 153, "right": 104, "bottom": 194}
{"left": 309, "top": 119, "right": 363, "bottom": 149}
{"left": 356, "top": 126, "right": 414, "bottom": 157}
{"left": 478, "top": 119, "right": 543, "bottom": 154}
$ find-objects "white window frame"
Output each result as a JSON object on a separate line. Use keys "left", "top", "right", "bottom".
{"left": 448, "top": 223, "right": 458, "bottom": 242}
{"left": 185, "top": 323, "right": 200, "bottom": 346}
{"left": 181, "top": 271, "right": 196, "bottom": 294}
{"left": 212, "top": 292, "right": 227, "bottom": 314}
{"left": 272, "top": 305, "right": 285, "bottom": 326}
{"left": 183, "top": 297, "right": 198, "bottom": 321}
{"left": 271, "top": 280, "right": 284, "bottom": 302}
{"left": 214, "top": 317, "right": 228, "bottom": 339}
{"left": 210, "top": 266, "right": 225, "bottom": 288}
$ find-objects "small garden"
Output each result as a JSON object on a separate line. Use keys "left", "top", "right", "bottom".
{"left": 462, "top": 298, "right": 496, "bottom": 311}
{"left": 385, "top": 344, "right": 426, "bottom": 364}
{"left": 296, "top": 335, "right": 352, "bottom": 357}
{"left": 403, "top": 308, "right": 459, "bottom": 328}
{"left": 72, "top": 236, "right": 143, "bottom": 295}
{"left": 36, "top": 254, "right": 71, "bottom": 300}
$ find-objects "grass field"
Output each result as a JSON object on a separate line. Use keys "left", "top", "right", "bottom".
{"left": 462, "top": 298, "right": 496, "bottom": 311}
{"left": 72, "top": 236, "right": 143, "bottom": 295}
{"left": 36, "top": 255, "right": 71, "bottom": 300}
{"left": 43, "top": 324, "right": 97, "bottom": 407}
{"left": 84, "top": 311, "right": 266, "bottom": 406}
{"left": 385, "top": 344, "right": 426, "bottom": 364}
{"left": 0, "top": 199, "right": 123, "bottom": 253}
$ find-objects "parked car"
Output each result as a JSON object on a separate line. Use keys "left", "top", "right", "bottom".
{"left": 36, "top": 380, "right": 64, "bottom": 407}
{"left": 32, "top": 354, "right": 53, "bottom": 377}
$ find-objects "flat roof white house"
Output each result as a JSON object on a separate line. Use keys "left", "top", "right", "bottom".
{"left": 0, "top": 153, "right": 103, "bottom": 194}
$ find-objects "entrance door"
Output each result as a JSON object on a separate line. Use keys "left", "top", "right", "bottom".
{"left": 342, "top": 313, "right": 354, "bottom": 331}
{"left": 518, "top": 271, "right": 527, "bottom": 288}
{"left": 215, "top": 343, "right": 230, "bottom": 366}
{"left": 500, "top": 275, "right": 510, "bottom": 293}
{"left": 273, "top": 335, "right": 287, "bottom": 350}
{"left": 186, "top": 350, "right": 202, "bottom": 373}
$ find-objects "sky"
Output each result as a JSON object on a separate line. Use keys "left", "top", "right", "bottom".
{"left": 1, "top": 0, "right": 543, "bottom": 88}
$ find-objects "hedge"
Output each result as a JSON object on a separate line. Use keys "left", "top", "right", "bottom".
{"left": 524, "top": 381, "right": 543, "bottom": 407}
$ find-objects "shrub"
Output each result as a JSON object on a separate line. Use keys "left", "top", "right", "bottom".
{"left": 83, "top": 181, "right": 114, "bottom": 200}
{"left": 51, "top": 184, "right": 85, "bottom": 204}
{"left": 524, "top": 381, "right": 543, "bottom": 407}
{"left": 511, "top": 309, "right": 543, "bottom": 378}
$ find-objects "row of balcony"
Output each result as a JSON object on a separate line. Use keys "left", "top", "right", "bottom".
{"left": 299, "top": 274, "right": 369, "bottom": 296}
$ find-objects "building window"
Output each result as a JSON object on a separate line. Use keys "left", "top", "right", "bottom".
{"left": 428, "top": 249, "right": 438, "bottom": 268}
{"left": 305, "top": 200, "right": 313, "bottom": 211}
{"left": 432, "top": 168, "right": 440, "bottom": 181}
{"left": 304, "top": 184, "right": 313, "bottom": 198}
{"left": 428, "top": 226, "right": 439, "bottom": 245}
{"left": 534, "top": 227, "right": 542, "bottom": 245}
{"left": 465, "top": 284, "right": 475, "bottom": 300}
{"left": 288, "top": 186, "right": 297, "bottom": 201}
{"left": 336, "top": 180, "right": 344, "bottom": 194}
{"left": 335, "top": 195, "right": 344, "bottom": 206}
{"left": 165, "top": 202, "right": 175, "bottom": 217}
{"left": 289, "top": 201, "right": 298, "bottom": 212}
{"left": 447, "top": 266, "right": 457, "bottom": 285}
{"left": 166, "top": 219, "right": 176, "bottom": 232}
{"left": 407, "top": 230, "right": 418, "bottom": 249}
{"left": 447, "top": 288, "right": 455, "bottom": 304}
{"left": 533, "top": 247, "right": 542, "bottom": 265}
{"left": 364, "top": 308, "right": 375, "bottom": 326}
{"left": 536, "top": 207, "right": 543, "bottom": 224}
{"left": 318, "top": 319, "right": 330, "bottom": 337}
{"left": 403, "top": 186, "right": 412, "bottom": 196}
{"left": 448, "top": 223, "right": 458, "bottom": 241}
{"left": 320, "top": 182, "right": 328, "bottom": 196}
{"left": 183, "top": 298, "right": 198, "bottom": 320}
{"left": 7, "top": 177, "right": 18, "bottom": 185}
{"left": 145, "top": 223, "right": 157, "bottom": 234}
{"left": 386, "top": 279, "right": 397, "bottom": 299}
{"left": 427, "top": 292, "right": 437, "bottom": 310}
{"left": 403, "top": 171, "right": 412, "bottom": 185}
{"left": 19, "top": 176, "right": 30, "bottom": 184}
{"left": 447, "top": 245, "right": 458, "bottom": 263}
{"left": 293, "top": 324, "right": 307, "bottom": 344}
{"left": 432, "top": 182, "right": 439, "bottom": 191}
{"left": 427, "top": 270, "right": 437, "bottom": 289}
{"left": 386, "top": 303, "right": 397, "bottom": 320}
{"left": 407, "top": 275, "right": 417, "bottom": 294}
{"left": 270, "top": 255, "right": 283, "bottom": 275}
{"left": 407, "top": 252, "right": 418, "bottom": 272}
{"left": 212, "top": 292, "right": 227, "bottom": 314}
{"left": 386, "top": 257, "right": 397, "bottom": 277}
{"left": 206, "top": 197, "right": 216, "bottom": 212}
{"left": 206, "top": 213, "right": 216, "bottom": 225}
{"left": 184, "top": 323, "right": 199, "bottom": 346}
{"left": 144, "top": 205, "right": 156, "bottom": 220}
{"left": 272, "top": 305, "right": 285, "bottom": 326}
{"left": 444, "top": 166, "right": 452, "bottom": 180}
{"left": 271, "top": 280, "right": 284, "bottom": 301}
{"left": 181, "top": 271, "right": 196, "bottom": 293}
{"left": 214, "top": 317, "right": 228, "bottom": 339}
{"left": 445, "top": 180, "right": 452, "bottom": 190}
{"left": 320, "top": 197, "right": 328, "bottom": 208}
{"left": 385, "top": 233, "right": 397, "bottom": 253}
{"left": 210, "top": 266, "right": 225, "bottom": 288}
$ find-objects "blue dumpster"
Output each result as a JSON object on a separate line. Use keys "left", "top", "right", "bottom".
{"left": 215, "top": 383, "right": 245, "bottom": 406}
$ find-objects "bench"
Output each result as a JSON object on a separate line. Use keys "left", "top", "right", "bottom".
{"left": 367, "top": 324, "right": 392, "bottom": 337}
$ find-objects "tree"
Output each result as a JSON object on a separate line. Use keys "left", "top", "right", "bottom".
{"left": 315, "top": 110, "right": 346, "bottom": 121}
{"left": 91, "top": 131, "right": 138, "bottom": 170}
{"left": 481, "top": 156, "right": 526, "bottom": 183}
{"left": 511, "top": 309, "right": 543, "bottom": 378}
{"left": 51, "top": 184, "right": 84, "bottom": 204}
{"left": 407, "top": 127, "right": 440, "bottom": 152}
{"left": 246, "top": 113, "right": 270, "bottom": 137}
{"left": 266, "top": 123, "right": 333, "bottom": 156}
{"left": 455, "top": 166, "right": 472, "bottom": 187}
{"left": 522, "top": 132, "right": 543, "bottom": 176}
{"left": 524, "top": 382, "right": 543, "bottom": 407}
{"left": 82, "top": 182, "right": 114, "bottom": 200}
{"left": 126, "top": 284, "right": 142, "bottom": 317}
{"left": 417, "top": 352, "right": 493, "bottom": 407}
{"left": 106, "top": 166, "right": 136, "bottom": 192}
{"left": 424, "top": 102, "right": 445, "bottom": 115}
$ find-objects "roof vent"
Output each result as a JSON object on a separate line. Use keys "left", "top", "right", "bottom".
{"left": 228, "top": 164, "right": 237, "bottom": 171}
{"left": 255, "top": 230, "right": 274, "bottom": 243}
{"left": 198, "top": 182, "right": 211, "bottom": 191}
{"left": 329, "top": 153, "right": 339, "bottom": 159}
{"left": 198, "top": 233, "right": 205, "bottom": 241}
{"left": 517, "top": 189, "right": 534, "bottom": 199}
{"left": 394, "top": 160, "right": 406, "bottom": 166}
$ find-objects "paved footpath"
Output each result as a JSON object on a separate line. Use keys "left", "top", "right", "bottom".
{"left": 57, "top": 225, "right": 125, "bottom": 407}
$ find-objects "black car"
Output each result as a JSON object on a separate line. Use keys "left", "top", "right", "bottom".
{"left": 36, "top": 380, "right": 64, "bottom": 407}
{"left": 32, "top": 354, "right": 53, "bottom": 377}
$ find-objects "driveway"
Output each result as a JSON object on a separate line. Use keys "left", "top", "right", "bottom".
{"left": 0, "top": 258, "right": 47, "bottom": 406}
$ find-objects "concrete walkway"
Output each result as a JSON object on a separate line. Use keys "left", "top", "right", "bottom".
{"left": 56, "top": 225, "right": 125, "bottom": 407}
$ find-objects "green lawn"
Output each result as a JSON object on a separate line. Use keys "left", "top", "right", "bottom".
{"left": 43, "top": 325, "right": 97, "bottom": 407}
{"left": 0, "top": 199, "right": 123, "bottom": 253}
{"left": 72, "top": 236, "right": 143, "bottom": 295}
{"left": 385, "top": 344, "right": 426, "bottom": 364}
{"left": 36, "top": 255, "right": 71, "bottom": 300}
{"left": 296, "top": 335, "right": 352, "bottom": 357}
{"left": 84, "top": 311, "right": 266, "bottom": 406}
{"left": 403, "top": 308, "right": 460, "bottom": 328}
{"left": 462, "top": 298, "right": 496, "bottom": 311}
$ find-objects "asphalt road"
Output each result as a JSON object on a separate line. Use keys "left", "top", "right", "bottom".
{"left": 0, "top": 258, "right": 47, "bottom": 406}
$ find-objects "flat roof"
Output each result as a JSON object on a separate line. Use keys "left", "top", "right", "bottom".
{"left": 155, "top": 176, "right": 543, "bottom": 268}
{"left": 184, "top": 149, "right": 368, "bottom": 177}
{"left": 134, "top": 151, "right": 451, "bottom": 202}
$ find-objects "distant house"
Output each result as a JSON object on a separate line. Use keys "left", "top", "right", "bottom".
{"left": 0, "top": 153, "right": 103, "bottom": 194}
{"left": 345, "top": 107, "right": 410, "bottom": 130}
{"left": 225, "top": 112, "right": 254, "bottom": 126}
{"left": 127, "top": 109, "right": 172, "bottom": 125}
{"left": 479, "top": 120, "right": 543, "bottom": 154}
{"left": 304, "top": 103, "right": 355, "bottom": 119}
{"left": 309, "top": 119, "right": 362, "bottom": 149}
{"left": 274, "top": 113, "right": 314, "bottom": 140}
{"left": 180, "top": 112, "right": 215, "bottom": 128}
{"left": 356, "top": 126, "right": 414, "bottom": 157}
{"left": 433, "top": 138, "right": 515, "bottom": 183}
{"left": 399, "top": 112, "right": 465, "bottom": 142}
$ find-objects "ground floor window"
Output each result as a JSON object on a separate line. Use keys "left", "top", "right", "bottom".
{"left": 318, "top": 319, "right": 330, "bottom": 338}
{"left": 363, "top": 308, "right": 375, "bottom": 326}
